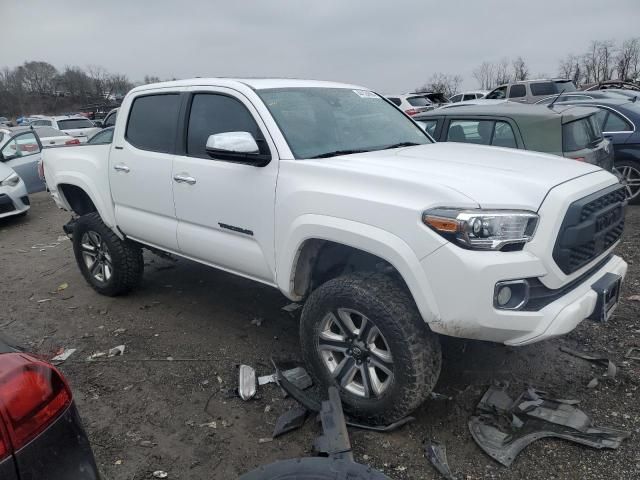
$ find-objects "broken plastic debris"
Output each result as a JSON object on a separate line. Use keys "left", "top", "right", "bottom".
{"left": 258, "top": 437, "right": 273, "bottom": 444}
{"left": 108, "top": 345, "right": 125, "bottom": 357}
{"left": 272, "top": 406, "right": 309, "bottom": 438}
{"left": 56, "top": 282, "right": 69, "bottom": 292}
{"left": 424, "top": 440, "right": 457, "bottom": 480}
{"left": 51, "top": 348, "right": 76, "bottom": 364}
{"left": 468, "top": 385, "right": 630, "bottom": 466}
{"left": 282, "top": 303, "right": 301, "bottom": 312}
{"left": 258, "top": 367, "right": 313, "bottom": 390}
{"left": 37, "top": 298, "right": 52, "bottom": 303}
{"left": 152, "top": 471, "right": 168, "bottom": 478}
{"left": 87, "top": 352, "right": 106, "bottom": 361}
{"left": 627, "top": 294, "right": 640, "bottom": 301}
{"left": 238, "top": 365, "right": 257, "bottom": 400}
{"left": 559, "top": 346, "right": 617, "bottom": 379}
{"left": 587, "top": 378, "right": 599, "bottom": 389}
{"left": 199, "top": 421, "right": 217, "bottom": 428}
{"left": 250, "top": 317, "right": 263, "bottom": 326}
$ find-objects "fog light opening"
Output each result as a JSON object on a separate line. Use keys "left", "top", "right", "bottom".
{"left": 494, "top": 280, "right": 529, "bottom": 310}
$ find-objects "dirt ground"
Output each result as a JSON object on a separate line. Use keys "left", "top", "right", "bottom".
{"left": 1, "top": 192, "right": 639, "bottom": 479}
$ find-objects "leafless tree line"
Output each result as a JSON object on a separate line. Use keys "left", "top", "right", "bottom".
{"left": 0, "top": 61, "right": 161, "bottom": 117}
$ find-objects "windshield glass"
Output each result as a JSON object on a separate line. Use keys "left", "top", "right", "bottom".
{"left": 257, "top": 87, "right": 431, "bottom": 159}
{"left": 57, "top": 118, "right": 95, "bottom": 130}
{"left": 563, "top": 114, "right": 603, "bottom": 152}
{"left": 407, "top": 96, "right": 431, "bottom": 107}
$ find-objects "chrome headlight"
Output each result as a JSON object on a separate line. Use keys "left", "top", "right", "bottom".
{"left": 423, "top": 208, "right": 539, "bottom": 250}
{"left": 0, "top": 173, "right": 20, "bottom": 187}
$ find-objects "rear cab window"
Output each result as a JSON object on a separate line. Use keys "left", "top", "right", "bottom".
{"left": 508, "top": 84, "right": 526, "bottom": 98}
{"left": 125, "top": 94, "right": 182, "bottom": 153}
{"left": 563, "top": 114, "right": 603, "bottom": 152}
{"left": 56, "top": 118, "right": 95, "bottom": 130}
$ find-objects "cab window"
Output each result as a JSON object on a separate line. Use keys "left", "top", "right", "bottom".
{"left": 446, "top": 119, "right": 517, "bottom": 148}
{"left": 485, "top": 86, "right": 507, "bottom": 100}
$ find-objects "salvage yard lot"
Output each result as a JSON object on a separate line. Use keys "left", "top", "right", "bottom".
{"left": 1, "top": 192, "right": 639, "bottom": 480}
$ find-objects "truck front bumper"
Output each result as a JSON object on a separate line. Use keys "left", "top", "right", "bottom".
{"left": 419, "top": 244, "right": 627, "bottom": 346}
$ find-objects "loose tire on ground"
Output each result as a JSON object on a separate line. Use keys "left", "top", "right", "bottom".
{"left": 72, "top": 212, "right": 143, "bottom": 296}
{"left": 300, "top": 272, "right": 441, "bottom": 425}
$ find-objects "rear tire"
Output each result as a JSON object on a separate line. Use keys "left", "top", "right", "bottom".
{"left": 615, "top": 159, "right": 640, "bottom": 205}
{"left": 72, "top": 213, "right": 143, "bottom": 296}
{"left": 300, "top": 272, "right": 441, "bottom": 425}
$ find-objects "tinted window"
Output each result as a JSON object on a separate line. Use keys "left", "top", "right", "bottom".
{"left": 492, "top": 121, "right": 517, "bottom": 148}
{"left": 30, "top": 119, "right": 52, "bottom": 126}
{"left": 462, "top": 94, "right": 475, "bottom": 101}
{"left": 603, "top": 111, "right": 632, "bottom": 132}
{"left": 509, "top": 85, "right": 526, "bottom": 98}
{"left": 33, "top": 126, "right": 66, "bottom": 138}
{"left": 450, "top": 94, "right": 462, "bottom": 103}
{"left": 485, "top": 86, "right": 507, "bottom": 100}
{"left": 407, "top": 96, "right": 430, "bottom": 107}
{"left": 563, "top": 115, "right": 603, "bottom": 152}
{"left": 387, "top": 97, "right": 401, "bottom": 106}
{"left": 187, "top": 93, "right": 263, "bottom": 159}
{"left": 447, "top": 120, "right": 494, "bottom": 144}
{"left": 530, "top": 81, "right": 576, "bottom": 96}
{"left": 57, "top": 118, "right": 95, "bottom": 129}
{"left": 126, "top": 94, "right": 181, "bottom": 153}
{"left": 104, "top": 111, "right": 117, "bottom": 127}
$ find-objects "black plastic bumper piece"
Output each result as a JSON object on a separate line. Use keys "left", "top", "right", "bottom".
{"left": 13, "top": 403, "right": 100, "bottom": 480}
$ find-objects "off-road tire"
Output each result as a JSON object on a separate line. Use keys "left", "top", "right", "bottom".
{"left": 300, "top": 272, "right": 441, "bottom": 425}
{"left": 72, "top": 212, "right": 143, "bottom": 296}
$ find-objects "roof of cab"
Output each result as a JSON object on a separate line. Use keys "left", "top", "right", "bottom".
{"left": 130, "top": 77, "right": 369, "bottom": 94}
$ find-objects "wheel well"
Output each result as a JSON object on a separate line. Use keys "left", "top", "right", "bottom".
{"left": 58, "top": 184, "right": 97, "bottom": 216}
{"left": 291, "top": 239, "right": 404, "bottom": 298}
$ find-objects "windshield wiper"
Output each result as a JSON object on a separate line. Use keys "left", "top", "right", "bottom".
{"left": 309, "top": 149, "right": 370, "bottom": 159}
{"left": 382, "top": 142, "right": 421, "bottom": 150}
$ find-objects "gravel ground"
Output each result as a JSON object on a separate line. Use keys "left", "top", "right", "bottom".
{"left": 0, "top": 192, "right": 639, "bottom": 479}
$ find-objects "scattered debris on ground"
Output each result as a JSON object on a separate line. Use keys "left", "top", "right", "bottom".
{"left": 51, "top": 347, "right": 76, "bottom": 364}
{"left": 424, "top": 440, "right": 457, "bottom": 480}
{"left": 272, "top": 405, "right": 308, "bottom": 438}
{"left": 559, "top": 346, "right": 617, "bottom": 387}
{"left": 239, "top": 364, "right": 257, "bottom": 400}
{"left": 625, "top": 347, "right": 640, "bottom": 361}
{"left": 152, "top": 471, "right": 168, "bottom": 478}
{"left": 468, "top": 385, "right": 630, "bottom": 467}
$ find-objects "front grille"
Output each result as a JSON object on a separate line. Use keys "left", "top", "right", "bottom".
{"left": 553, "top": 184, "right": 626, "bottom": 275}
{"left": 0, "top": 194, "right": 16, "bottom": 214}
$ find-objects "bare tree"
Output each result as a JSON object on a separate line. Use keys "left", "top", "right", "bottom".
{"left": 512, "top": 57, "right": 529, "bottom": 81}
{"left": 616, "top": 38, "right": 640, "bottom": 81}
{"left": 473, "top": 62, "right": 496, "bottom": 90}
{"left": 416, "top": 72, "right": 463, "bottom": 97}
{"left": 597, "top": 40, "right": 616, "bottom": 81}
{"left": 495, "top": 58, "right": 511, "bottom": 85}
{"left": 558, "top": 54, "right": 582, "bottom": 85}
{"left": 143, "top": 75, "right": 162, "bottom": 85}
{"left": 86, "top": 65, "right": 110, "bottom": 98}
{"left": 20, "top": 61, "right": 58, "bottom": 95}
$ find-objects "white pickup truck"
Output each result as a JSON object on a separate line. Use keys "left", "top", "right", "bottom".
{"left": 43, "top": 78, "right": 627, "bottom": 423}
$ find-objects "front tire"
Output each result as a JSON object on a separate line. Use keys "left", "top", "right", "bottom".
{"left": 72, "top": 213, "right": 143, "bottom": 296}
{"left": 300, "top": 273, "right": 441, "bottom": 425}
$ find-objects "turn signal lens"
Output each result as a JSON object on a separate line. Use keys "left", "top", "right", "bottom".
{"left": 423, "top": 215, "right": 459, "bottom": 233}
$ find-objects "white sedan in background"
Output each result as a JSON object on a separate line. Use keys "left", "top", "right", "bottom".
{"left": 28, "top": 115, "right": 100, "bottom": 142}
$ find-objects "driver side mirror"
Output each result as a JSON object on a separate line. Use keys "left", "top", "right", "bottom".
{"left": 205, "top": 132, "right": 271, "bottom": 166}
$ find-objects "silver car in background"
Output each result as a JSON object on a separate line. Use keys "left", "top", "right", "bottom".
{"left": 0, "top": 160, "right": 29, "bottom": 218}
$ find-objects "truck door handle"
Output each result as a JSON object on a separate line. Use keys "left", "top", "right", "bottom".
{"left": 113, "top": 164, "right": 130, "bottom": 173}
{"left": 173, "top": 173, "right": 196, "bottom": 185}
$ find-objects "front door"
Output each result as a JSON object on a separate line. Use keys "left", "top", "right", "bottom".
{"left": 1, "top": 132, "right": 44, "bottom": 193}
{"left": 109, "top": 92, "right": 183, "bottom": 251}
{"left": 172, "top": 88, "right": 278, "bottom": 283}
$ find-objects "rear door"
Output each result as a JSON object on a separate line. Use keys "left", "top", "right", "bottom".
{"left": 507, "top": 84, "right": 527, "bottom": 103}
{"left": 109, "top": 91, "right": 183, "bottom": 251}
{"left": 172, "top": 87, "right": 279, "bottom": 283}
{"left": 0, "top": 131, "right": 44, "bottom": 193}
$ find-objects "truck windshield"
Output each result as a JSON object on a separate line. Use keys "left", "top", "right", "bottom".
{"left": 257, "top": 87, "right": 431, "bottom": 159}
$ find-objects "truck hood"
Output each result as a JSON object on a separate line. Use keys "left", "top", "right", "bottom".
{"left": 308, "top": 143, "right": 604, "bottom": 210}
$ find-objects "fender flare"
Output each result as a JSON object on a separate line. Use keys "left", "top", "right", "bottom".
{"left": 277, "top": 214, "right": 441, "bottom": 323}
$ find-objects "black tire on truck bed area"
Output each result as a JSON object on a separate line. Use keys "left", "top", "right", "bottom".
{"left": 300, "top": 272, "right": 442, "bottom": 425}
{"left": 72, "top": 212, "right": 144, "bottom": 296}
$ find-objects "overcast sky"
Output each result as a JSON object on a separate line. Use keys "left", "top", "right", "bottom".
{"left": 3, "top": 0, "right": 639, "bottom": 93}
